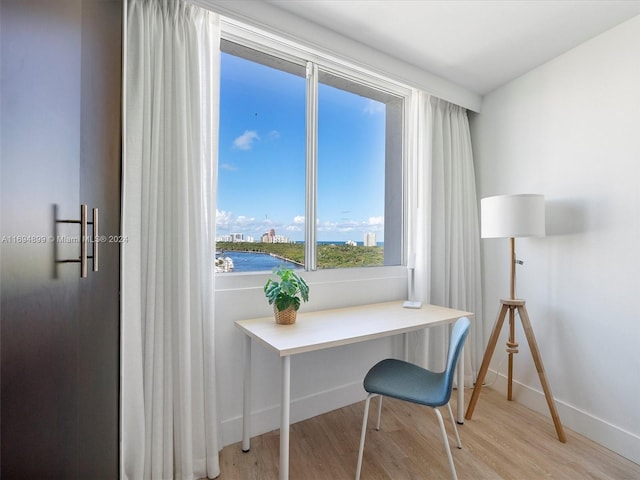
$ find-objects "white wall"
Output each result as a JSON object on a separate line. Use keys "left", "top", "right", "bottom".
{"left": 471, "top": 15, "right": 640, "bottom": 463}
{"left": 215, "top": 267, "right": 406, "bottom": 446}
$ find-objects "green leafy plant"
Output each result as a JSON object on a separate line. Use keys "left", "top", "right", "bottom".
{"left": 264, "top": 266, "right": 309, "bottom": 312}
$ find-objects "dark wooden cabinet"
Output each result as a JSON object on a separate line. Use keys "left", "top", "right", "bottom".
{"left": 1, "top": 0, "right": 122, "bottom": 477}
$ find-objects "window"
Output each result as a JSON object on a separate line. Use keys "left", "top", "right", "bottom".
{"left": 317, "top": 70, "right": 404, "bottom": 268}
{"left": 216, "top": 39, "right": 405, "bottom": 273}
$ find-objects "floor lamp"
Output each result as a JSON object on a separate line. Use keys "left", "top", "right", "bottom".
{"left": 464, "top": 194, "right": 566, "bottom": 443}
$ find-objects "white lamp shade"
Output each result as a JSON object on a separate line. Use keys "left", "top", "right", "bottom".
{"left": 481, "top": 194, "right": 545, "bottom": 238}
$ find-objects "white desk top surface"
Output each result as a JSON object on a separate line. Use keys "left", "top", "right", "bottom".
{"left": 235, "top": 301, "right": 473, "bottom": 356}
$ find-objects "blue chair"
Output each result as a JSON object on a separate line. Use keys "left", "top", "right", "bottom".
{"left": 355, "top": 317, "right": 470, "bottom": 480}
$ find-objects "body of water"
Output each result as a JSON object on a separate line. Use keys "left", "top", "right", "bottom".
{"left": 219, "top": 251, "right": 299, "bottom": 273}
{"left": 217, "top": 241, "right": 383, "bottom": 273}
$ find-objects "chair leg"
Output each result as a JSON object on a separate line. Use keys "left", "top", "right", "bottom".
{"left": 355, "top": 394, "right": 375, "bottom": 480}
{"left": 376, "top": 395, "right": 383, "bottom": 430}
{"left": 446, "top": 402, "right": 462, "bottom": 449}
{"left": 434, "top": 407, "right": 459, "bottom": 480}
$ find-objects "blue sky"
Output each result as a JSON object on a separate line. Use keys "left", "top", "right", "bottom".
{"left": 217, "top": 52, "right": 386, "bottom": 243}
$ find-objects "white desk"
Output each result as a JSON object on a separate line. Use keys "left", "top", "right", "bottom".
{"left": 235, "top": 300, "right": 473, "bottom": 480}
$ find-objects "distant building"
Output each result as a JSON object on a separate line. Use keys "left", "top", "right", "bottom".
{"left": 345, "top": 240, "right": 357, "bottom": 246}
{"left": 218, "top": 232, "right": 283, "bottom": 243}
{"left": 261, "top": 229, "right": 291, "bottom": 243}
{"left": 364, "top": 232, "right": 376, "bottom": 246}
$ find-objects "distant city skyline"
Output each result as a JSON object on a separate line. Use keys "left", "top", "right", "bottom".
{"left": 215, "top": 229, "right": 378, "bottom": 245}
{"left": 216, "top": 51, "right": 386, "bottom": 243}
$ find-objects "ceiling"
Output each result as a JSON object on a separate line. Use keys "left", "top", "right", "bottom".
{"left": 267, "top": 0, "right": 640, "bottom": 95}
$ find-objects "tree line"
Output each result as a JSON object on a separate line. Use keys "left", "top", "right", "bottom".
{"left": 216, "top": 241, "right": 383, "bottom": 268}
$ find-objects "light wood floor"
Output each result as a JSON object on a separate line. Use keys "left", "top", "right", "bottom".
{"left": 218, "top": 387, "right": 640, "bottom": 479}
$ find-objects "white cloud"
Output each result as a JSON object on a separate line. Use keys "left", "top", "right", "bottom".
{"left": 220, "top": 163, "right": 237, "bottom": 171}
{"left": 217, "top": 210, "right": 384, "bottom": 242}
{"left": 235, "top": 215, "right": 256, "bottom": 226}
{"left": 233, "top": 130, "right": 259, "bottom": 150}
{"left": 216, "top": 209, "right": 233, "bottom": 226}
{"left": 316, "top": 216, "right": 384, "bottom": 234}
{"left": 318, "top": 219, "right": 357, "bottom": 233}
{"left": 216, "top": 210, "right": 258, "bottom": 228}
{"left": 267, "top": 130, "right": 281, "bottom": 141}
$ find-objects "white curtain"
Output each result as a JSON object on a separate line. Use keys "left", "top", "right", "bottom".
{"left": 121, "top": 0, "right": 221, "bottom": 478}
{"left": 408, "top": 92, "right": 482, "bottom": 385}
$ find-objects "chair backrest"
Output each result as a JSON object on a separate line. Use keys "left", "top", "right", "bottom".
{"left": 442, "top": 317, "right": 471, "bottom": 398}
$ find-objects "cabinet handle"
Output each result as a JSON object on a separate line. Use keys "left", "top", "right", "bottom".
{"left": 80, "top": 204, "right": 88, "bottom": 277}
{"left": 55, "top": 204, "right": 99, "bottom": 278}
{"left": 91, "top": 208, "right": 99, "bottom": 272}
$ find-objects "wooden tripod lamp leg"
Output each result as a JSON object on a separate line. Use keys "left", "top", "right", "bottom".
{"left": 465, "top": 303, "right": 510, "bottom": 420}
{"left": 506, "top": 307, "right": 519, "bottom": 401}
{"left": 517, "top": 305, "right": 567, "bottom": 443}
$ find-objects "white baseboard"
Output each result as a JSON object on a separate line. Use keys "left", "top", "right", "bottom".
{"left": 488, "top": 369, "right": 640, "bottom": 465}
{"left": 221, "top": 380, "right": 365, "bottom": 447}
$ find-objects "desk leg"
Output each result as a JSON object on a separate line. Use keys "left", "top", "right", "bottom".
{"left": 280, "top": 355, "right": 291, "bottom": 480}
{"left": 457, "top": 345, "right": 464, "bottom": 424}
{"left": 403, "top": 332, "right": 409, "bottom": 362}
{"left": 242, "top": 335, "right": 252, "bottom": 452}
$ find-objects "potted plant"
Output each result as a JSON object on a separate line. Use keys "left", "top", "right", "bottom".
{"left": 264, "top": 266, "right": 309, "bottom": 324}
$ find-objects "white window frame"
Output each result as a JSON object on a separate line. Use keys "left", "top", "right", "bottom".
{"left": 216, "top": 17, "right": 414, "bottom": 289}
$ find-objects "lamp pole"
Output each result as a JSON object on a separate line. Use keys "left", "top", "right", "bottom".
{"left": 465, "top": 194, "right": 566, "bottom": 443}
{"left": 507, "top": 237, "right": 517, "bottom": 400}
